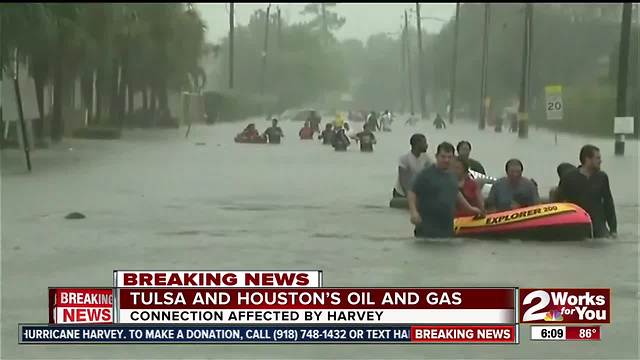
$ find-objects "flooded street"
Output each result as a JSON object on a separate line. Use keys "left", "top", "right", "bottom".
{"left": 2, "top": 118, "right": 638, "bottom": 359}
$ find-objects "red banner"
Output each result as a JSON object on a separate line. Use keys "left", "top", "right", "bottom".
{"left": 411, "top": 325, "right": 517, "bottom": 343}
{"left": 118, "top": 288, "right": 515, "bottom": 310}
{"left": 520, "top": 288, "right": 610, "bottom": 323}
{"left": 49, "top": 288, "right": 113, "bottom": 324}
{"left": 566, "top": 326, "right": 600, "bottom": 341}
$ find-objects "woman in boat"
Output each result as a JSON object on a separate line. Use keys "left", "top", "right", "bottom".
{"left": 451, "top": 156, "right": 485, "bottom": 217}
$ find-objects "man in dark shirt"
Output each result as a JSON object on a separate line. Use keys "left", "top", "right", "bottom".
{"left": 456, "top": 140, "right": 486, "bottom": 175}
{"left": 263, "top": 118, "right": 284, "bottom": 144}
{"left": 318, "top": 123, "right": 334, "bottom": 145}
{"left": 355, "top": 123, "right": 377, "bottom": 152}
{"left": 557, "top": 145, "right": 617, "bottom": 238}
{"left": 408, "top": 142, "right": 482, "bottom": 238}
{"left": 331, "top": 126, "right": 350, "bottom": 151}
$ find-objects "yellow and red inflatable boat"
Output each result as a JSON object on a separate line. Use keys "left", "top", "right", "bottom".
{"left": 454, "top": 203, "right": 592, "bottom": 239}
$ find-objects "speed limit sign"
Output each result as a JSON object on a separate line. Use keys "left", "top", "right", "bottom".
{"left": 545, "top": 85, "right": 563, "bottom": 121}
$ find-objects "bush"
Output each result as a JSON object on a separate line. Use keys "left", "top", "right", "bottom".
{"left": 536, "top": 85, "right": 617, "bottom": 137}
{"left": 203, "top": 91, "right": 277, "bottom": 123}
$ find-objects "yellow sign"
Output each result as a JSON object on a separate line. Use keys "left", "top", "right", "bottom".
{"left": 454, "top": 203, "right": 579, "bottom": 232}
{"left": 545, "top": 85, "right": 562, "bottom": 94}
{"left": 545, "top": 84, "right": 564, "bottom": 121}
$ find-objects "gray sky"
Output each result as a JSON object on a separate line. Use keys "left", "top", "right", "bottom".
{"left": 196, "top": 3, "right": 457, "bottom": 43}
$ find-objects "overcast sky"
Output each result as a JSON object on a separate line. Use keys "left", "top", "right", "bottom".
{"left": 196, "top": 3, "right": 457, "bottom": 43}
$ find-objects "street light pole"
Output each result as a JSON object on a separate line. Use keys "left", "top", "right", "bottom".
{"left": 614, "top": 3, "right": 632, "bottom": 156}
{"left": 448, "top": 2, "right": 461, "bottom": 124}
{"left": 404, "top": 10, "right": 415, "bottom": 116}
{"left": 260, "top": 4, "right": 272, "bottom": 95}
{"left": 479, "top": 3, "right": 490, "bottom": 130}
{"left": 321, "top": 3, "right": 328, "bottom": 46}
{"left": 517, "top": 3, "right": 533, "bottom": 139}
{"left": 415, "top": 3, "right": 427, "bottom": 120}
{"left": 228, "top": 2, "right": 235, "bottom": 90}
{"left": 277, "top": 7, "right": 282, "bottom": 49}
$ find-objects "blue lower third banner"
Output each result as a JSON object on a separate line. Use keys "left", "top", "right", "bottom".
{"left": 20, "top": 324, "right": 412, "bottom": 344}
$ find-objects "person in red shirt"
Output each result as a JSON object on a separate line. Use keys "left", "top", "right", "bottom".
{"left": 452, "top": 156, "right": 485, "bottom": 217}
{"left": 299, "top": 121, "right": 315, "bottom": 139}
{"left": 235, "top": 123, "right": 264, "bottom": 142}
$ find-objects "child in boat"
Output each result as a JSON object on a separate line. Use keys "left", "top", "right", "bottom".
{"left": 237, "top": 123, "right": 262, "bottom": 142}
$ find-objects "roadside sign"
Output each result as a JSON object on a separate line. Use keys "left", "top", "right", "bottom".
{"left": 545, "top": 85, "right": 563, "bottom": 121}
{"left": 614, "top": 116, "right": 634, "bottom": 134}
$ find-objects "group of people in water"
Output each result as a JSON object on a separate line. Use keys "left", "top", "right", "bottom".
{"left": 393, "top": 135, "right": 617, "bottom": 239}
{"left": 235, "top": 112, "right": 617, "bottom": 240}
{"left": 236, "top": 110, "right": 398, "bottom": 153}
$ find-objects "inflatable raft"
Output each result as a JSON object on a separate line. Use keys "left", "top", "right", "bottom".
{"left": 234, "top": 135, "right": 267, "bottom": 144}
{"left": 454, "top": 203, "right": 592, "bottom": 239}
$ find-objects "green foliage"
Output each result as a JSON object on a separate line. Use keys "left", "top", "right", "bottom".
{"left": 539, "top": 85, "right": 617, "bottom": 136}
{"left": 339, "top": 3, "right": 634, "bottom": 136}
{"left": 429, "top": 3, "right": 626, "bottom": 122}
{"left": 217, "top": 8, "right": 349, "bottom": 112}
{"left": 300, "top": 3, "right": 346, "bottom": 36}
{"left": 2, "top": 3, "right": 208, "bottom": 131}
{"left": 352, "top": 33, "right": 403, "bottom": 110}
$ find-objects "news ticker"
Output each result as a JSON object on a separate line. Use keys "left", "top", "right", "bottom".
{"left": 19, "top": 270, "right": 611, "bottom": 345}
{"left": 20, "top": 325, "right": 519, "bottom": 344}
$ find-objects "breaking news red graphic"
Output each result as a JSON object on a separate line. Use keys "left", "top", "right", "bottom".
{"left": 49, "top": 288, "right": 113, "bottom": 324}
{"left": 113, "top": 271, "right": 323, "bottom": 288}
{"left": 116, "top": 288, "right": 516, "bottom": 324}
{"left": 566, "top": 326, "right": 600, "bottom": 341}
{"left": 519, "top": 288, "right": 610, "bottom": 323}
{"left": 411, "top": 325, "right": 517, "bottom": 343}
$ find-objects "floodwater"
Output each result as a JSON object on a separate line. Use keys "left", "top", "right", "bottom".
{"left": 1, "top": 117, "right": 638, "bottom": 359}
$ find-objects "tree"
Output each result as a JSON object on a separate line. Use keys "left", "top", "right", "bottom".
{"left": 429, "top": 3, "right": 623, "bottom": 120}
{"left": 300, "top": 3, "right": 346, "bottom": 43}
{"left": 2, "top": 3, "right": 208, "bottom": 138}
{"left": 352, "top": 33, "right": 403, "bottom": 110}
{"left": 216, "top": 9, "right": 348, "bottom": 111}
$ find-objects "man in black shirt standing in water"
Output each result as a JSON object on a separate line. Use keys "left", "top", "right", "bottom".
{"left": 263, "top": 118, "right": 284, "bottom": 144}
{"left": 408, "top": 142, "right": 482, "bottom": 238}
{"left": 557, "top": 145, "right": 617, "bottom": 238}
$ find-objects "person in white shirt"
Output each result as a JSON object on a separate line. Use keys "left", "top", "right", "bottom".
{"left": 393, "top": 133, "right": 433, "bottom": 198}
{"left": 381, "top": 110, "right": 393, "bottom": 132}
{"left": 344, "top": 122, "right": 357, "bottom": 140}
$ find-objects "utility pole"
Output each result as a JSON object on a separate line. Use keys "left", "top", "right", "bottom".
{"left": 13, "top": 50, "right": 32, "bottom": 171}
{"left": 277, "top": 7, "right": 282, "bottom": 49}
{"left": 404, "top": 10, "right": 415, "bottom": 115}
{"left": 614, "top": 3, "right": 632, "bottom": 155}
{"left": 228, "top": 2, "right": 235, "bottom": 89}
{"left": 448, "top": 2, "right": 461, "bottom": 124}
{"left": 517, "top": 3, "right": 533, "bottom": 139}
{"left": 401, "top": 21, "right": 406, "bottom": 112}
{"left": 321, "top": 3, "right": 328, "bottom": 45}
{"left": 479, "top": 3, "right": 490, "bottom": 130}
{"left": 415, "top": 3, "right": 427, "bottom": 120}
{"left": 260, "top": 4, "right": 272, "bottom": 95}
{"left": 0, "top": 14, "right": 3, "bottom": 141}
{"left": 527, "top": 5, "right": 534, "bottom": 125}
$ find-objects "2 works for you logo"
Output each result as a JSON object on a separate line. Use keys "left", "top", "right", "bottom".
{"left": 519, "top": 288, "right": 610, "bottom": 323}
